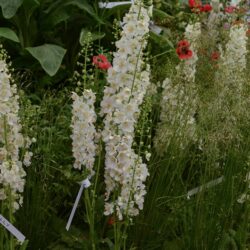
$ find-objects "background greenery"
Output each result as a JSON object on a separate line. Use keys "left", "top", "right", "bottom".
{"left": 0, "top": 0, "right": 249, "bottom": 249}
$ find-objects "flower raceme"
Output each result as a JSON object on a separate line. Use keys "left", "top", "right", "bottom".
{"left": 0, "top": 49, "right": 33, "bottom": 211}
{"left": 101, "top": 0, "right": 151, "bottom": 220}
{"left": 93, "top": 54, "right": 112, "bottom": 70}
{"left": 176, "top": 40, "right": 193, "bottom": 60}
{"left": 71, "top": 90, "right": 97, "bottom": 177}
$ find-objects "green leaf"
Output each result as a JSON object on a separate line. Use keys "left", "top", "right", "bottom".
{"left": 103, "top": 3, "right": 131, "bottom": 18}
{"left": 64, "top": 0, "right": 104, "bottom": 24}
{"left": 44, "top": 9, "right": 70, "bottom": 27}
{"left": 79, "top": 28, "right": 105, "bottom": 46}
{"left": 0, "top": 0, "right": 24, "bottom": 19}
{"left": 20, "top": 240, "right": 29, "bottom": 250}
{"left": 23, "top": 0, "right": 40, "bottom": 21}
{"left": 153, "top": 8, "right": 173, "bottom": 20}
{"left": 26, "top": 44, "right": 66, "bottom": 76}
{"left": 150, "top": 30, "right": 174, "bottom": 49}
{"left": 0, "top": 27, "right": 20, "bottom": 42}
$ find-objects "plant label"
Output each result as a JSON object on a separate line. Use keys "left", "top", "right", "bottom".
{"left": 0, "top": 214, "right": 25, "bottom": 243}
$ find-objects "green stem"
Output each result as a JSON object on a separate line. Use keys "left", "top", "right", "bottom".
{"left": 122, "top": 108, "right": 147, "bottom": 249}
{"left": 114, "top": 221, "right": 122, "bottom": 250}
{"left": 85, "top": 190, "right": 95, "bottom": 250}
{"left": 3, "top": 116, "right": 9, "bottom": 158}
{"left": 128, "top": 42, "right": 144, "bottom": 103}
{"left": 8, "top": 189, "right": 15, "bottom": 250}
{"left": 0, "top": 203, "right": 4, "bottom": 249}
{"left": 83, "top": 44, "right": 88, "bottom": 90}
{"left": 150, "top": 49, "right": 172, "bottom": 60}
{"left": 84, "top": 142, "right": 102, "bottom": 250}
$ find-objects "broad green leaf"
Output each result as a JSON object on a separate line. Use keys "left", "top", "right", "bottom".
{"left": 0, "top": 0, "right": 24, "bottom": 19}
{"left": 0, "top": 27, "right": 20, "bottom": 42}
{"left": 44, "top": 0, "right": 104, "bottom": 23}
{"left": 26, "top": 44, "right": 66, "bottom": 76}
{"left": 79, "top": 28, "right": 105, "bottom": 45}
{"left": 103, "top": 3, "right": 131, "bottom": 18}
{"left": 64, "top": 0, "right": 104, "bottom": 24}
{"left": 44, "top": 9, "right": 70, "bottom": 27}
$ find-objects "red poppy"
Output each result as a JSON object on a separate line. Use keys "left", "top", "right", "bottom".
{"left": 93, "top": 54, "right": 112, "bottom": 70}
{"left": 176, "top": 48, "right": 193, "bottom": 60}
{"left": 189, "top": 0, "right": 202, "bottom": 9}
{"left": 225, "top": 6, "right": 236, "bottom": 13}
{"left": 211, "top": 51, "right": 220, "bottom": 61}
{"left": 200, "top": 4, "right": 213, "bottom": 12}
{"left": 177, "top": 40, "right": 190, "bottom": 48}
{"left": 176, "top": 40, "right": 193, "bottom": 60}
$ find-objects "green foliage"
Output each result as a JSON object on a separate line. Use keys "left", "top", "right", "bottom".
{"left": 0, "top": 27, "right": 20, "bottom": 42}
{"left": 0, "top": 0, "right": 23, "bottom": 18}
{"left": 0, "top": 1, "right": 249, "bottom": 250}
{"left": 26, "top": 44, "right": 66, "bottom": 76}
{"left": 0, "top": 0, "right": 135, "bottom": 84}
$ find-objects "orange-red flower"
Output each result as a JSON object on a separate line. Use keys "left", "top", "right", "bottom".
{"left": 189, "top": 0, "right": 202, "bottom": 9}
{"left": 189, "top": 0, "right": 212, "bottom": 13}
{"left": 211, "top": 51, "right": 220, "bottom": 61}
{"left": 93, "top": 54, "right": 112, "bottom": 70}
{"left": 200, "top": 4, "right": 212, "bottom": 12}
{"left": 177, "top": 40, "right": 190, "bottom": 48}
{"left": 176, "top": 40, "right": 193, "bottom": 60}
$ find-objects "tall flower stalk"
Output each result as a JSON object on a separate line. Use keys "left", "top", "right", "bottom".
{"left": 101, "top": 0, "right": 152, "bottom": 248}
{"left": 70, "top": 33, "right": 100, "bottom": 249}
{"left": 0, "top": 46, "right": 32, "bottom": 249}
{"left": 209, "top": 23, "right": 248, "bottom": 150}
{"left": 154, "top": 22, "right": 201, "bottom": 154}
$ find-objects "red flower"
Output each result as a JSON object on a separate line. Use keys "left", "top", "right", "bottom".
{"left": 246, "top": 29, "right": 250, "bottom": 36}
{"left": 189, "top": 0, "right": 202, "bottom": 9}
{"left": 93, "top": 54, "right": 112, "bottom": 70}
{"left": 189, "top": 0, "right": 212, "bottom": 13}
{"left": 225, "top": 6, "right": 236, "bottom": 13}
{"left": 107, "top": 216, "right": 115, "bottom": 225}
{"left": 200, "top": 4, "right": 213, "bottom": 12}
{"left": 176, "top": 40, "right": 193, "bottom": 60}
{"left": 177, "top": 40, "right": 190, "bottom": 48}
{"left": 211, "top": 51, "right": 220, "bottom": 61}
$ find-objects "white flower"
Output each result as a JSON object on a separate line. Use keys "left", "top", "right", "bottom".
{"left": 220, "top": 24, "right": 247, "bottom": 91}
{"left": 0, "top": 52, "right": 32, "bottom": 211}
{"left": 101, "top": 0, "right": 152, "bottom": 219}
{"left": 154, "top": 22, "right": 200, "bottom": 154}
{"left": 71, "top": 90, "right": 97, "bottom": 177}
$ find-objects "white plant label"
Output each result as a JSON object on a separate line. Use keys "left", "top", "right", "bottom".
{"left": 149, "top": 21, "right": 163, "bottom": 35}
{"left": 0, "top": 214, "right": 25, "bottom": 243}
{"left": 99, "top": 2, "right": 163, "bottom": 35}
{"left": 99, "top": 1, "right": 133, "bottom": 9}
{"left": 66, "top": 178, "right": 91, "bottom": 231}
{"left": 187, "top": 176, "right": 224, "bottom": 199}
